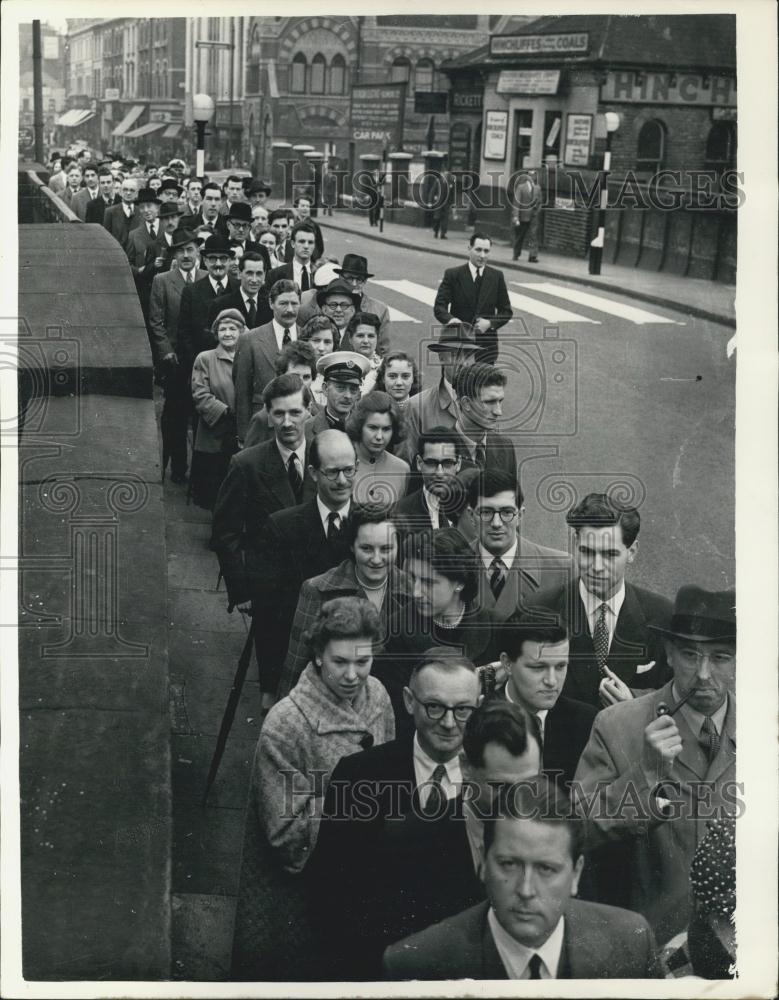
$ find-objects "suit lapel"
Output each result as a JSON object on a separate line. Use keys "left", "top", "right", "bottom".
{"left": 562, "top": 903, "right": 614, "bottom": 978}
{"left": 259, "top": 442, "right": 295, "bottom": 509}
{"left": 481, "top": 916, "right": 509, "bottom": 979}
{"left": 257, "top": 325, "right": 279, "bottom": 370}
{"left": 705, "top": 698, "right": 736, "bottom": 784}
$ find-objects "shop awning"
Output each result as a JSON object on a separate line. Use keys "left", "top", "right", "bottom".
{"left": 124, "top": 121, "right": 168, "bottom": 139}
{"left": 55, "top": 108, "right": 94, "bottom": 127}
{"left": 162, "top": 122, "right": 182, "bottom": 139}
{"left": 112, "top": 104, "right": 145, "bottom": 136}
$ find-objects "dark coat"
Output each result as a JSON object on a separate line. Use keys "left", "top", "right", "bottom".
{"left": 125, "top": 221, "right": 159, "bottom": 272}
{"left": 531, "top": 580, "right": 673, "bottom": 708}
{"left": 85, "top": 193, "right": 119, "bottom": 223}
{"left": 433, "top": 263, "right": 512, "bottom": 359}
{"left": 176, "top": 273, "right": 239, "bottom": 369}
{"left": 458, "top": 430, "right": 518, "bottom": 479}
{"left": 148, "top": 266, "right": 207, "bottom": 362}
{"left": 383, "top": 898, "right": 662, "bottom": 980}
{"left": 206, "top": 287, "right": 272, "bottom": 331}
{"left": 211, "top": 438, "right": 316, "bottom": 606}
{"left": 102, "top": 202, "right": 141, "bottom": 250}
{"left": 179, "top": 210, "right": 228, "bottom": 236}
{"left": 308, "top": 736, "right": 484, "bottom": 980}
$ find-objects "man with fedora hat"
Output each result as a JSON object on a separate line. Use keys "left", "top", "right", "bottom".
{"left": 226, "top": 202, "right": 263, "bottom": 261}
{"left": 310, "top": 278, "right": 361, "bottom": 350}
{"left": 308, "top": 351, "right": 371, "bottom": 434}
{"left": 141, "top": 201, "right": 184, "bottom": 279}
{"left": 267, "top": 221, "right": 319, "bottom": 291}
{"left": 126, "top": 188, "right": 162, "bottom": 273}
{"left": 330, "top": 254, "right": 391, "bottom": 355}
{"left": 401, "top": 324, "right": 481, "bottom": 467}
{"left": 158, "top": 177, "right": 183, "bottom": 204}
{"left": 177, "top": 234, "right": 238, "bottom": 373}
{"left": 247, "top": 179, "right": 272, "bottom": 207}
{"left": 574, "top": 584, "right": 737, "bottom": 946}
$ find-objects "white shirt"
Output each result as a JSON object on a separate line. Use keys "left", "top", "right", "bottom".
{"left": 123, "top": 204, "right": 134, "bottom": 218}
{"left": 488, "top": 908, "right": 565, "bottom": 979}
{"left": 579, "top": 578, "right": 626, "bottom": 649}
{"left": 468, "top": 262, "right": 485, "bottom": 283}
{"left": 504, "top": 683, "right": 549, "bottom": 741}
{"left": 412, "top": 733, "right": 461, "bottom": 808}
{"left": 272, "top": 318, "right": 297, "bottom": 352}
{"left": 422, "top": 487, "right": 442, "bottom": 529}
{"left": 209, "top": 275, "right": 228, "bottom": 296}
{"left": 479, "top": 540, "right": 517, "bottom": 575}
{"left": 292, "top": 258, "right": 312, "bottom": 289}
{"left": 674, "top": 683, "right": 728, "bottom": 733}
{"left": 276, "top": 439, "right": 306, "bottom": 474}
{"left": 316, "top": 496, "right": 350, "bottom": 536}
{"left": 241, "top": 288, "right": 258, "bottom": 314}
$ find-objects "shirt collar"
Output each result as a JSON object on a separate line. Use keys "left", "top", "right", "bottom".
{"left": 488, "top": 909, "right": 565, "bottom": 979}
{"left": 504, "top": 683, "right": 549, "bottom": 730}
{"left": 272, "top": 318, "right": 296, "bottom": 344}
{"left": 276, "top": 438, "right": 306, "bottom": 469}
{"left": 422, "top": 486, "right": 440, "bottom": 512}
{"left": 454, "top": 417, "right": 485, "bottom": 456}
{"left": 316, "top": 495, "right": 350, "bottom": 532}
{"left": 412, "top": 732, "right": 462, "bottom": 785}
{"left": 468, "top": 261, "right": 483, "bottom": 282}
{"left": 579, "top": 578, "right": 626, "bottom": 620}
{"left": 479, "top": 540, "right": 517, "bottom": 573}
{"left": 209, "top": 275, "right": 227, "bottom": 294}
{"left": 673, "top": 684, "right": 729, "bottom": 731}
{"left": 241, "top": 288, "right": 256, "bottom": 306}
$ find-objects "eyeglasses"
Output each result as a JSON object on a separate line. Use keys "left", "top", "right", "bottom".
{"left": 673, "top": 645, "right": 735, "bottom": 667}
{"left": 318, "top": 465, "right": 357, "bottom": 482}
{"left": 474, "top": 506, "right": 520, "bottom": 523}
{"left": 323, "top": 302, "right": 354, "bottom": 312}
{"left": 420, "top": 458, "right": 459, "bottom": 471}
{"left": 408, "top": 690, "right": 477, "bottom": 723}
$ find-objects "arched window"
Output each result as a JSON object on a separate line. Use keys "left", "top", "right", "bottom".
{"left": 291, "top": 52, "right": 306, "bottom": 93}
{"left": 310, "top": 53, "right": 326, "bottom": 94}
{"left": 390, "top": 57, "right": 411, "bottom": 86}
{"left": 705, "top": 121, "right": 736, "bottom": 172}
{"left": 330, "top": 53, "right": 346, "bottom": 95}
{"left": 636, "top": 119, "right": 666, "bottom": 174}
{"left": 415, "top": 58, "right": 435, "bottom": 92}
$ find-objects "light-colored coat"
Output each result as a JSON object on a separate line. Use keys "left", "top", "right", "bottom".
{"left": 400, "top": 377, "right": 459, "bottom": 466}
{"left": 471, "top": 536, "right": 573, "bottom": 620}
{"left": 574, "top": 680, "right": 737, "bottom": 945}
{"left": 148, "top": 266, "right": 207, "bottom": 362}
{"left": 69, "top": 186, "right": 101, "bottom": 221}
{"left": 191, "top": 346, "right": 236, "bottom": 452}
{"left": 232, "top": 321, "right": 286, "bottom": 441}
{"left": 255, "top": 663, "right": 395, "bottom": 874}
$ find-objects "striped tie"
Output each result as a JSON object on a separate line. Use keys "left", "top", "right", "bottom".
{"left": 699, "top": 716, "right": 721, "bottom": 762}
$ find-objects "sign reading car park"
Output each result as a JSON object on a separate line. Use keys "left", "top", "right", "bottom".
{"left": 490, "top": 32, "right": 589, "bottom": 56}
{"left": 350, "top": 82, "right": 407, "bottom": 153}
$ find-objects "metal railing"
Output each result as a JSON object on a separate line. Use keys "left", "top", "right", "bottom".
{"left": 19, "top": 168, "right": 82, "bottom": 224}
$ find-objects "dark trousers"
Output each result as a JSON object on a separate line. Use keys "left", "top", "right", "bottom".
{"left": 432, "top": 205, "right": 450, "bottom": 238}
{"left": 160, "top": 363, "right": 191, "bottom": 476}
{"left": 475, "top": 331, "right": 498, "bottom": 364}
{"left": 513, "top": 215, "right": 540, "bottom": 260}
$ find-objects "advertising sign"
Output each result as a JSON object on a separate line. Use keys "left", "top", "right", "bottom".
{"left": 451, "top": 90, "right": 483, "bottom": 113}
{"left": 601, "top": 71, "right": 736, "bottom": 107}
{"left": 497, "top": 70, "right": 560, "bottom": 95}
{"left": 414, "top": 91, "right": 448, "bottom": 114}
{"left": 564, "top": 113, "right": 592, "bottom": 165}
{"left": 350, "top": 82, "right": 406, "bottom": 154}
{"left": 484, "top": 110, "right": 508, "bottom": 161}
{"left": 490, "top": 32, "right": 588, "bottom": 56}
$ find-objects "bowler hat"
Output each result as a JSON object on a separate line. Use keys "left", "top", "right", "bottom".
{"left": 227, "top": 202, "right": 253, "bottom": 223}
{"left": 427, "top": 324, "right": 481, "bottom": 354}
{"left": 159, "top": 202, "right": 182, "bottom": 219}
{"left": 316, "top": 278, "right": 361, "bottom": 308}
{"left": 136, "top": 188, "right": 160, "bottom": 205}
{"left": 169, "top": 228, "right": 198, "bottom": 250}
{"left": 649, "top": 586, "right": 736, "bottom": 643}
{"left": 248, "top": 179, "right": 272, "bottom": 196}
{"left": 159, "top": 177, "right": 183, "bottom": 195}
{"left": 316, "top": 351, "right": 370, "bottom": 385}
{"left": 201, "top": 235, "right": 235, "bottom": 258}
{"left": 334, "top": 253, "right": 374, "bottom": 279}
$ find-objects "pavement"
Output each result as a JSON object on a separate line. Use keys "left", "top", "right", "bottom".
{"left": 314, "top": 208, "right": 736, "bottom": 329}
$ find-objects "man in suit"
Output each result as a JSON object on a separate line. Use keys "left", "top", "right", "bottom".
{"left": 394, "top": 426, "right": 467, "bottom": 533}
{"left": 512, "top": 170, "right": 542, "bottom": 263}
{"left": 401, "top": 325, "right": 480, "bottom": 467}
{"left": 307, "top": 351, "right": 370, "bottom": 435}
{"left": 140, "top": 201, "right": 183, "bottom": 282}
{"left": 69, "top": 164, "right": 101, "bottom": 220}
{"left": 433, "top": 232, "right": 512, "bottom": 363}
{"left": 494, "top": 619, "right": 595, "bottom": 789}
{"left": 182, "top": 176, "right": 203, "bottom": 218}
{"left": 219, "top": 174, "right": 247, "bottom": 215}
{"left": 149, "top": 229, "right": 207, "bottom": 482}
{"left": 157, "top": 177, "right": 182, "bottom": 205}
{"left": 207, "top": 251, "right": 272, "bottom": 332}
{"left": 451, "top": 362, "right": 517, "bottom": 478}
{"left": 309, "top": 651, "right": 486, "bottom": 980}
{"left": 125, "top": 188, "right": 161, "bottom": 275}
{"left": 102, "top": 176, "right": 141, "bottom": 250}
{"left": 574, "top": 586, "right": 736, "bottom": 946}
{"left": 212, "top": 373, "right": 316, "bottom": 614}
{"left": 225, "top": 202, "right": 263, "bottom": 266}
{"left": 383, "top": 782, "right": 662, "bottom": 980}
{"left": 251, "top": 430, "right": 356, "bottom": 700}
{"left": 532, "top": 492, "right": 673, "bottom": 709}
{"left": 243, "top": 342, "right": 320, "bottom": 448}
{"left": 268, "top": 209, "right": 294, "bottom": 263}
{"left": 180, "top": 181, "right": 228, "bottom": 236}
{"left": 59, "top": 162, "right": 83, "bottom": 207}
{"left": 176, "top": 234, "right": 238, "bottom": 372}
{"left": 329, "top": 254, "right": 391, "bottom": 355}
{"left": 85, "top": 165, "right": 120, "bottom": 223}
{"left": 232, "top": 278, "right": 301, "bottom": 443}
{"left": 292, "top": 195, "right": 324, "bottom": 260}
{"left": 267, "top": 221, "right": 318, "bottom": 292}
{"left": 467, "top": 470, "right": 572, "bottom": 624}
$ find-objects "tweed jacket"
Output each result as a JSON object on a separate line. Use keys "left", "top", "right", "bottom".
{"left": 148, "top": 266, "right": 207, "bottom": 363}
{"left": 233, "top": 321, "right": 300, "bottom": 441}
{"left": 191, "top": 346, "right": 236, "bottom": 453}
{"left": 277, "top": 559, "right": 414, "bottom": 700}
{"left": 574, "top": 680, "right": 737, "bottom": 944}
{"left": 70, "top": 186, "right": 102, "bottom": 221}
{"left": 102, "top": 202, "right": 141, "bottom": 250}
{"left": 472, "top": 536, "right": 573, "bottom": 622}
{"left": 255, "top": 663, "right": 394, "bottom": 874}
{"left": 400, "top": 378, "right": 460, "bottom": 467}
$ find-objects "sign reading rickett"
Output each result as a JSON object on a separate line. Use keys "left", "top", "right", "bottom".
{"left": 490, "top": 32, "right": 588, "bottom": 56}
{"left": 601, "top": 71, "right": 736, "bottom": 106}
{"left": 350, "top": 82, "right": 407, "bottom": 154}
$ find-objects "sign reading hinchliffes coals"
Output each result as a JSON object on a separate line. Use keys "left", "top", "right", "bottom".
{"left": 350, "top": 82, "right": 407, "bottom": 155}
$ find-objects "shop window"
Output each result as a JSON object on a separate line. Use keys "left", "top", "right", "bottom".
{"left": 390, "top": 57, "right": 411, "bottom": 87}
{"left": 542, "top": 110, "right": 562, "bottom": 163}
{"left": 705, "top": 121, "right": 736, "bottom": 172}
{"left": 330, "top": 54, "right": 346, "bottom": 95}
{"left": 636, "top": 119, "right": 666, "bottom": 174}
{"left": 291, "top": 52, "right": 306, "bottom": 93}
{"left": 310, "top": 53, "right": 326, "bottom": 95}
{"left": 512, "top": 109, "right": 534, "bottom": 171}
{"left": 415, "top": 59, "right": 434, "bottom": 92}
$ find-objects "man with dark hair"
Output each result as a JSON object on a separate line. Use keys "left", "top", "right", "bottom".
{"left": 452, "top": 362, "right": 517, "bottom": 478}
{"left": 183, "top": 175, "right": 203, "bottom": 216}
{"left": 467, "top": 470, "right": 572, "bottom": 622}
{"left": 532, "top": 492, "right": 673, "bottom": 708}
{"left": 181, "top": 181, "right": 228, "bottom": 235}
{"left": 206, "top": 250, "right": 272, "bottom": 331}
{"left": 394, "top": 426, "right": 466, "bottom": 533}
{"left": 494, "top": 620, "right": 596, "bottom": 789}
{"left": 309, "top": 650, "right": 485, "bottom": 979}
{"left": 176, "top": 235, "right": 238, "bottom": 372}
{"left": 243, "top": 341, "right": 320, "bottom": 448}
{"left": 221, "top": 174, "right": 247, "bottom": 211}
{"left": 85, "top": 165, "right": 120, "bottom": 222}
{"left": 292, "top": 195, "right": 325, "bottom": 260}
{"left": 433, "top": 232, "right": 512, "bottom": 363}
{"left": 267, "top": 221, "right": 318, "bottom": 291}
{"left": 383, "top": 782, "right": 661, "bottom": 980}
{"left": 268, "top": 208, "right": 294, "bottom": 262}
{"left": 69, "top": 163, "right": 101, "bottom": 220}
{"left": 232, "top": 278, "right": 301, "bottom": 443}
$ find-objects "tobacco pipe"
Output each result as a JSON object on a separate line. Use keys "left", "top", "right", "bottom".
{"left": 656, "top": 688, "right": 696, "bottom": 718}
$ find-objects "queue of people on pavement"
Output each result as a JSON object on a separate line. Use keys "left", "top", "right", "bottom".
{"left": 51, "top": 148, "right": 737, "bottom": 984}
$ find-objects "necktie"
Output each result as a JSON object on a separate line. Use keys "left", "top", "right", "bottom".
{"left": 593, "top": 602, "right": 610, "bottom": 675}
{"left": 246, "top": 298, "right": 257, "bottom": 328}
{"left": 149, "top": 222, "right": 157, "bottom": 237}
{"left": 282, "top": 328, "right": 292, "bottom": 347}
{"left": 215, "top": 281, "right": 224, "bottom": 296}
{"left": 489, "top": 557, "right": 506, "bottom": 600}
{"left": 474, "top": 442, "right": 487, "bottom": 469}
{"left": 423, "top": 764, "right": 447, "bottom": 816}
{"left": 327, "top": 511, "right": 341, "bottom": 541}
{"left": 301, "top": 266, "right": 310, "bottom": 292}
{"left": 287, "top": 453, "right": 302, "bottom": 503}
{"left": 475, "top": 267, "right": 483, "bottom": 292}
{"left": 528, "top": 712, "right": 544, "bottom": 755}
{"left": 699, "top": 717, "right": 721, "bottom": 762}
{"left": 527, "top": 953, "right": 543, "bottom": 979}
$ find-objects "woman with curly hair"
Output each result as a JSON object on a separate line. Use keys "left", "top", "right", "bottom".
{"left": 346, "top": 390, "right": 410, "bottom": 504}
{"left": 299, "top": 314, "right": 340, "bottom": 406}
{"left": 374, "top": 350, "right": 420, "bottom": 411}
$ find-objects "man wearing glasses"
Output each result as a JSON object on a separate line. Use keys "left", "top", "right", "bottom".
{"left": 315, "top": 278, "right": 360, "bottom": 348}
{"left": 394, "top": 427, "right": 466, "bottom": 533}
{"left": 308, "top": 351, "right": 370, "bottom": 433}
{"left": 309, "top": 650, "right": 485, "bottom": 980}
{"left": 467, "top": 470, "right": 572, "bottom": 623}
{"left": 253, "top": 430, "right": 358, "bottom": 704}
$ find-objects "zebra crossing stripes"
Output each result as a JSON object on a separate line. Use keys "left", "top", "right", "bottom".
{"left": 513, "top": 281, "right": 686, "bottom": 325}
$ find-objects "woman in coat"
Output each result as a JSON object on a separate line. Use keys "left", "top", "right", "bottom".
{"left": 276, "top": 502, "right": 414, "bottom": 699}
{"left": 346, "top": 391, "right": 410, "bottom": 505}
{"left": 189, "top": 308, "right": 243, "bottom": 509}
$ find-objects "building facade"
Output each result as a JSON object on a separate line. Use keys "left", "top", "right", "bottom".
{"left": 18, "top": 24, "right": 67, "bottom": 151}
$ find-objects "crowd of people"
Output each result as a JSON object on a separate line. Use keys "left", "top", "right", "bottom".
{"left": 50, "top": 147, "right": 737, "bottom": 982}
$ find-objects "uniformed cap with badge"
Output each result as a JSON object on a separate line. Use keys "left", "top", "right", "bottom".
{"left": 316, "top": 351, "right": 371, "bottom": 384}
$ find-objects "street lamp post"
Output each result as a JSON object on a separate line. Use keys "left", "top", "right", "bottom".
{"left": 192, "top": 93, "right": 215, "bottom": 178}
{"left": 589, "top": 112, "right": 620, "bottom": 276}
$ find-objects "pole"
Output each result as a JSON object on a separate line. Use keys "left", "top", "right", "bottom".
{"left": 588, "top": 131, "right": 614, "bottom": 275}
{"left": 227, "top": 18, "right": 234, "bottom": 167}
{"left": 379, "top": 147, "right": 387, "bottom": 233}
{"left": 32, "top": 21, "right": 44, "bottom": 163}
{"left": 195, "top": 121, "right": 206, "bottom": 177}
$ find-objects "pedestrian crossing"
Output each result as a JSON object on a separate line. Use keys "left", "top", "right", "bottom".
{"left": 370, "top": 278, "right": 685, "bottom": 327}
